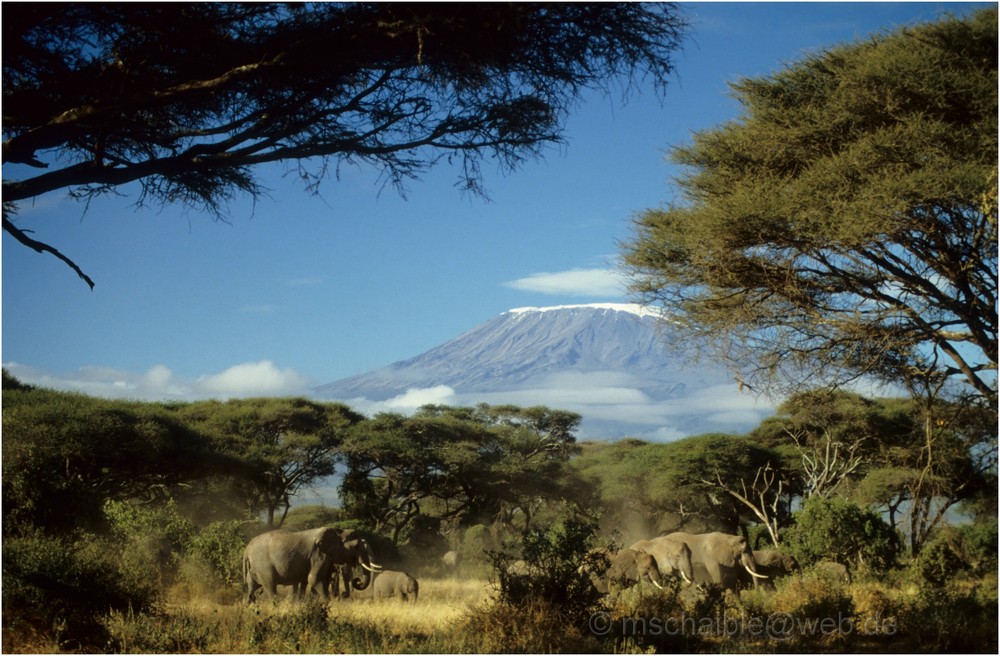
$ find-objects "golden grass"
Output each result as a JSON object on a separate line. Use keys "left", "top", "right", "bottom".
{"left": 329, "top": 577, "right": 493, "bottom": 635}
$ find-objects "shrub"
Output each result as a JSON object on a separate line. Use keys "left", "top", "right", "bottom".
{"left": 462, "top": 598, "right": 603, "bottom": 653}
{"left": 2, "top": 531, "right": 159, "bottom": 651}
{"left": 185, "top": 519, "right": 248, "bottom": 588}
{"left": 913, "top": 537, "right": 964, "bottom": 587}
{"left": 103, "top": 498, "right": 196, "bottom": 587}
{"left": 897, "top": 584, "right": 998, "bottom": 652}
{"left": 783, "top": 497, "right": 899, "bottom": 572}
{"left": 488, "top": 513, "right": 608, "bottom": 627}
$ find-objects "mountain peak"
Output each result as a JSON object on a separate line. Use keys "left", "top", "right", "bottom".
{"left": 506, "top": 303, "right": 662, "bottom": 320}
{"left": 315, "top": 303, "right": 772, "bottom": 439}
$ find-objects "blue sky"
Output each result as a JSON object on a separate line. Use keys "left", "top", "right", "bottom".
{"left": 3, "top": 2, "right": 990, "bottom": 403}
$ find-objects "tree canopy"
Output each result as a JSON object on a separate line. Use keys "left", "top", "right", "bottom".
{"left": 2, "top": 3, "right": 687, "bottom": 288}
{"left": 622, "top": 9, "right": 997, "bottom": 404}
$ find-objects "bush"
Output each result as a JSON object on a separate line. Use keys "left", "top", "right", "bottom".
{"left": 914, "top": 537, "right": 964, "bottom": 587}
{"left": 462, "top": 598, "right": 603, "bottom": 653}
{"left": 783, "top": 497, "right": 899, "bottom": 572}
{"left": 488, "top": 513, "right": 608, "bottom": 627}
{"left": 897, "top": 584, "right": 998, "bottom": 652}
{"left": 184, "top": 519, "right": 248, "bottom": 588}
{"left": 2, "top": 531, "right": 159, "bottom": 651}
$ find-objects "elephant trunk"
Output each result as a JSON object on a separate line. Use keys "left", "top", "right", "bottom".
{"left": 351, "top": 541, "right": 381, "bottom": 591}
{"left": 741, "top": 551, "right": 769, "bottom": 580}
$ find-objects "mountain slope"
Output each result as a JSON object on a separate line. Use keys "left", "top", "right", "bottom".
{"left": 315, "top": 303, "right": 772, "bottom": 439}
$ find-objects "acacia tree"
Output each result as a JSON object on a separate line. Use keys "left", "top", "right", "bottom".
{"left": 339, "top": 404, "right": 580, "bottom": 545}
{"left": 622, "top": 9, "right": 997, "bottom": 404}
{"left": 179, "top": 397, "right": 363, "bottom": 527}
{"left": 3, "top": 3, "right": 686, "bottom": 288}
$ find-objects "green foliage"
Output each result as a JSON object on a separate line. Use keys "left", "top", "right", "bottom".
{"left": 488, "top": 511, "right": 608, "bottom": 628}
{"left": 2, "top": 385, "right": 226, "bottom": 534}
{"left": 913, "top": 538, "right": 963, "bottom": 587}
{"left": 898, "top": 584, "right": 999, "bottom": 652}
{"left": 2, "top": 530, "right": 159, "bottom": 651}
{"left": 280, "top": 505, "right": 343, "bottom": 531}
{"left": 184, "top": 520, "right": 249, "bottom": 589}
{"left": 572, "top": 433, "right": 786, "bottom": 534}
{"left": 784, "top": 497, "right": 899, "bottom": 572}
{"left": 178, "top": 397, "right": 363, "bottom": 527}
{"left": 340, "top": 404, "right": 582, "bottom": 545}
{"left": 914, "top": 519, "right": 999, "bottom": 586}
{"left": 622, "top": 8, "right": 997, "bottom": 403}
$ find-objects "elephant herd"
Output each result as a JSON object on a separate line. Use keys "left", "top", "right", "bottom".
{"left": 242, "top": 526, "right": 418, "bottom": 604}
{"left": 590, "top": 531, "right": 804, "bottom": 594}
{"left": 242, "top": 526, "right": 828, "bottom": 605}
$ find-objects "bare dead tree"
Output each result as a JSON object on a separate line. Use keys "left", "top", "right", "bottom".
{"left": 790, "top": 428, "right": 866, "bottom": 500}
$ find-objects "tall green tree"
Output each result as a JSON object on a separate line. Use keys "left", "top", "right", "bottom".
{"left": 339, "top": 404, "right": 580, "bottom": 544}
{"left": 753, "top": 389, "right": 995, "bottom": 553}
{"left": 1, "top": 373, "right": 231, "bottom": 534}
{"left": 575, "top": 434, "right": 788, "bottom": 538}
{"left": 3, "top": 3, "right": 687, "bottom": 287}
{"left": 623, "top": 9, "right": 997, "bottom": 404}
{"left": 179, "top": 397, "right": 363, "bottom": 527}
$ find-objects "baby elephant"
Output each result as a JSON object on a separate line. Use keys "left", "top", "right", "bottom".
{"left": 373, "top": 570, "right": 419, "bottom": 602}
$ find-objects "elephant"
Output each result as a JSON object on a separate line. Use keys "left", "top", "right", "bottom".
{"left": 326, "top": 528, "right": 380, "bottom": 599}
{"left": 605, "top": 548, "right": 666, "bottom": 593}
{"left": 578, "top": 548, "right": 613, "bottom": 593}
{"left": 373, "top": 570, "right": 419, "bottom": 602}
{"left": 442, "top": 550, "right": 462, "bottom": 576}
{"left": 814, "top": 560, "right": 852, "bottom": 584}
{"left": 630, "top": 536, "right": 695, "bottom": 585}
{"left": 243, "top": 527, "right": 381, "bottom": 603}
{"left": 659, "top": 531, "right": 768, "bottom": 591}
{"left": 738, "top": 549, "right": 800, "bottom": 590}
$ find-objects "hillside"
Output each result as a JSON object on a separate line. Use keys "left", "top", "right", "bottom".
{"left": 315, "top": 304, "right": 773, "bottom": 439}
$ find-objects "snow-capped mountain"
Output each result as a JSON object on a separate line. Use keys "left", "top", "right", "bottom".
{"left": 315, "top": 304, "right": 774, "bottom": 440}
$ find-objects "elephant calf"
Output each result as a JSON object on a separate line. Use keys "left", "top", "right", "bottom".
{"left": 373, "top": 570, "right": 419, "bottom": 602}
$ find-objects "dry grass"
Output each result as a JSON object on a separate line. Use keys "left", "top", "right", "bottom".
{"left": 329, "top": 577, "right": 493, "bottom": 635}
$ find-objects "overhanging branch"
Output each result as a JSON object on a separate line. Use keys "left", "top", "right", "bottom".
{"left": 2, "top": 215, "right": 95, "bottom": 289}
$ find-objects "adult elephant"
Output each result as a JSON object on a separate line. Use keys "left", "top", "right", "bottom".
{"left": 630, "top": 536, "right": 695, "bottom": 585}
{"left": 660, "top": 532, "right": 768, "bottom": 591}
{"left": 327, "top": 528, "right": 380, "bottom": 599}
{"left": 243, "top": 527, "right": 381, "bottom": 603}
{"left": 606, "top": 548, "right": 666, "bottom": 593}
{"left": 373, "top": 570, "right": 419, "bottom": 602}
{"left": 740, "top": 549, "right": 800, "bottom": 590}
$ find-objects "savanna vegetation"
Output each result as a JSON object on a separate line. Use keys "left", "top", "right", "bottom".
{"left": 3, "top": 371, "right": 996, "bottom": 653}
{"left": 4, "top": 6, "right": 996, "bottom": 655}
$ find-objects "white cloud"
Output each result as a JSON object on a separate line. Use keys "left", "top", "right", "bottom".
{"left": 384, "top": 385, "right": 457, "bottom": 409}
{"left": 504, "top": 268, "right": 627, "bottom": 297}
{"left": 4, "top": 360, "right": 312, "bottom": 401}
{"left": 196, "top": 360, "right": 310, "bottom": 397}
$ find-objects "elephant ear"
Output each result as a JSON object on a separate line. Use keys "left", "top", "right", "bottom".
{"left": 314, "top": 527, "right": 343, "bottom": 556}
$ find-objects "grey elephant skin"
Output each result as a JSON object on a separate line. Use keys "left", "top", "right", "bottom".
{"left": 606, "top": 548, "right": 665, "bottom": 593}
{"left": 630, "top": 537, "right": 695, "bottom": 585}
{"left": 740, "top": 549, "right": 800, "bottom": 590}
{"left": 373, "top": 570, "right": 419, "bottom": 602}
{"left": 243, "top": 527, "right": 379, "bottom": 603}
{"left": 327, "top": 528, "right": 381, "bottom": 598}
{"left": 659, "top": 532, "right": 768, "bottom": 590}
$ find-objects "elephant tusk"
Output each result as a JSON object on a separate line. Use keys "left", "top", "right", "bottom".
{"left": 361, "top": 561, "right": 383, "bottom": 573}
{"left": 652, "top": 579, "right": 664, "bottom": 590}
{"left": 680, "top": 571, "right": 691, "bottom": 584}
{"left": 743, "top": 563, "right": 769, "bottom": 579}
